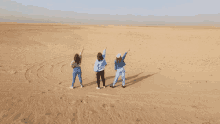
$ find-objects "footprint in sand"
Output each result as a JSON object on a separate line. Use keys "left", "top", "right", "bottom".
{"left": 110, "top": 104, "right": 115, "bottom": 108}
{"left": 89, "top": 109, "right": 97, "bottom": 114}
{"left": 136, "top": 118, "right": 141, "bottom": 122}
{"left": 202, "top": 122, "right": 211, "bottom": 124}
{"left": 102, "top": 103, "right": 114, "bottom": 110}
{"left": 1, "top": 113, "right": 8, "bottom": 119}
{"left": 21, "top": 117, "right": 33, "bottom": 124}
{"left": 79, "top": 99, "right": 87, "bottom": 104}
{"left": 71, "top": 118, "right": 75, "bottom": 122}
{"left": 13, "top": 113, "right": 22, "bottom": 121}
{"left": 8, "top": 70, "right": 17, "bottom": 74}
{"left": 69, "top": 100, "right": 76, "bottom": 105}
{"left": 45, "top": 112, "right": 51, "bottom": 115}
{"left": 45, "top": 110, "right": 52, "bottom": 115}
{"left": 71, "top": 113, "right": 76, "bottom": 122}
{"left": 102, "top": 104, "right": 108, "bottom": 108}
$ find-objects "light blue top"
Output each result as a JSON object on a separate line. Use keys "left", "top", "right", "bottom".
{"left": 114, "top": 52, "right": 127, "bottom": 70}
{"left": 94, "top": 49, "right": 107, "bottom": 72}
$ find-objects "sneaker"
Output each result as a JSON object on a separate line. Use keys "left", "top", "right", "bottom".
{"left": 122, "top": 86, "right": 126, "bottom": 88}
{"left": 81, "top": 85, "right": 84, "bottom": 88}
{"left": 96, "top": 87, "right": 101, "bottom": 89}
{"left": 69, "top": 86, "right": 74, "bottom": 89}
{"left": 103, "top": 86, "right": 106, "bottom": 88}
{"left": 110, "top": 86, "right": 115, "bottom": 88}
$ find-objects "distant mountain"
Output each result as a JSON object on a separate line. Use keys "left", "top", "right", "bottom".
{"left": 0, "top": 0, "right": 220, "bottom": 26}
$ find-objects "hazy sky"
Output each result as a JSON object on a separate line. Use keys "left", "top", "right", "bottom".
{"left": 5, "top": 0, "right": 220, "bottom": 16}
{"left": 1, "top": 0, "right": 220, "bottom": 25}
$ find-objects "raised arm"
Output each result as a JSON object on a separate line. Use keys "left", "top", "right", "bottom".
{"left": 79, "top": 48, "right": 84, "bottom": 64}
{"left": 122, "top": 49, "right": 129, "bottom": 61}
{"left": 102, "top": 47, "right": 107, "bottom": 59}
{"left": 79, "top": 47, "right": 84, "bottom": 57}
{"left": 122, "top": 52, "right": 127, "bottom": 61}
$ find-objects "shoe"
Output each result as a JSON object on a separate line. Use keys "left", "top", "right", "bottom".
{"left": 103, "top": 86, "right": 106, "bottom": 88}
{"left": 69, "top": 86, "right": 74, "bottom": 89}
{"left": 110, "top": 86, "right": 115, "bottom": 88}
{"left": 81, "top": 85, "right": 84, "bottom": 88}
{"left": 96, "top": 87, "right": 100, "bottom": 89}
{"left": 122, "top": 86, "right": 126, "bottom": 88}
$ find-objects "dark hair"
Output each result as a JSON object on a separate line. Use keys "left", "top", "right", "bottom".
{"left": 74, "top": 54, "right": 81, "bottom": 64}
{"left": 97, "top": 52, "right": 103, "bottom": 61}
{"left": 116, "top": 57, "right": 122, "bottom": 63}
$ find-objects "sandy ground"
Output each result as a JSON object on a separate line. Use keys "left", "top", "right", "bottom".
{"left": 0, "top": 23, "right": 220, "bottom": 124}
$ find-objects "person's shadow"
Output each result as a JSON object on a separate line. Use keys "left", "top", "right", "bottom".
{"left": 83, "top": 75, "right": 115, "bottom": 87}
{"left": 83, "top": 72, "right": 144, "bottom": 88}
{"left": 105, "top": 72, "right": 144, "bottom": 87}
{"left": 113, "top": 73, "right": 157, "bottom": 88}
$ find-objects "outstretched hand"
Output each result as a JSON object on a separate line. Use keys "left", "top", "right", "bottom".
{"left": 81, "top": 47, "right": 84, "bottom": 54}
{"left": 127, "top": 49, "right": 130, "bottom": 52}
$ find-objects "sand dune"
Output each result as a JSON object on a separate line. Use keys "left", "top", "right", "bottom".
{"left": 0, "top": 23, "right": 220, "bottom": 124}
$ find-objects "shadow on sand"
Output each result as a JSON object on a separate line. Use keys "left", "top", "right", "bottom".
{"left": 113, "top": 73, "right": 157, "bottom": 88}
{"left": 77, "top": 72, "right": 156, "bottom": 88}
{"left": 83, "top": 75, "right": 115, "bottom": 88}
{"left": 105, "top": 72, "right": 144, "bottom": 87}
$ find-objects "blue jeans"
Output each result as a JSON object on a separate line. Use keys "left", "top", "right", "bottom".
{"left": 113, "top": 67, "right": 125, "bottom": 86}
{"left": 72, "top": 67, "right": 82, "bottom": 87}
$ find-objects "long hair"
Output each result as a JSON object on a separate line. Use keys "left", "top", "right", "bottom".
{"left": 97, "top": 52, "right": 103, "bottom": 61}
{"left": 74, "top": 54, "right": 81, "bottom": 64}
{"left": 116, "top": 57, "right": 122, "bottom": 63}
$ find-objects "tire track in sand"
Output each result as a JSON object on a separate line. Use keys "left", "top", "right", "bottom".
{"left": 24, "top": 54, "right": 74, "bottom": 91}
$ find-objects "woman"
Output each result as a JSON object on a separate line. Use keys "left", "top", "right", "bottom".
{"left": 70, "top": 48, "right": 84, "bottom": 89}
{"left": 94, "top": 48, "right": 107, "bottom": 89}
{"left": 111, "top": 49, "right": 130, "bottom": 88}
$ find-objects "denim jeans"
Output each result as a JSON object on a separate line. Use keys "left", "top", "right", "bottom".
{"left": 72, "top": 67, "right": 82, "bottom": 87}
{"left": 113, "top": 67, "right": 125, "bottom": 86}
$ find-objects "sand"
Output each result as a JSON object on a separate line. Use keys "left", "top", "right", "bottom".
{"left": 0, "top": 23, "right": 220, "bottom": 124}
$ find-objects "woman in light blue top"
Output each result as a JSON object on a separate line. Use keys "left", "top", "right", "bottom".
{"left": 111, "top": 49, "right": 130, "bottom": 88}
{"left": 94, "top": 48, "right": 107, "bottom": 89}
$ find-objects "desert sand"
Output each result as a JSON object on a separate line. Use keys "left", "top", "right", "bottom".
{"left": 0, "top": 23, "right": 220, "bottom": 124}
